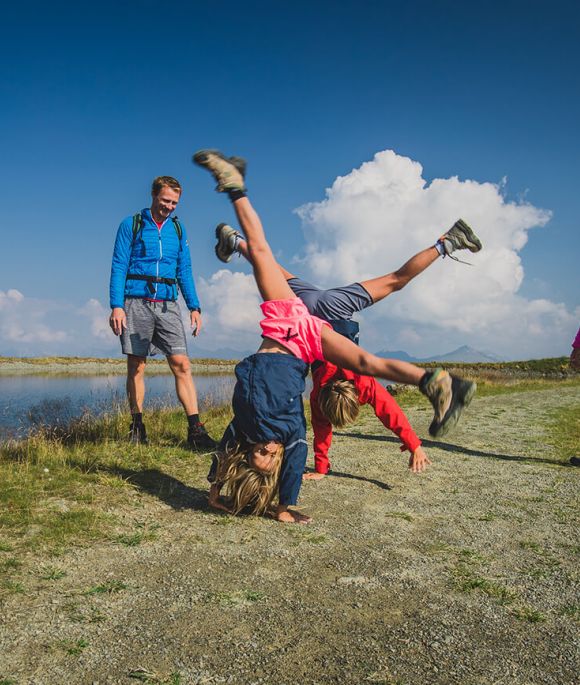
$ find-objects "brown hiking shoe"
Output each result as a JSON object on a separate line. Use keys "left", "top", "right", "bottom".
{"left": 420, "top": 368, "right": 452, "bottom": 431}
{"left": 420, "top": 369, "right": 476, "bottom": 437}
{"left": 192, "top": 149, "right": 246, "bottom": 192}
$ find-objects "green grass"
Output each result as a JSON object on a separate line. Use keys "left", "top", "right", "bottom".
{"left": 128, "top": 668, "right": 183, "bottom": 684}
{"left": 59, "top": 637, "right": 89, "bottom": 655}
{"left": 544, "top": 404, "right": 580, "bottom": 460}
{"left": 452, "top": 564, "right": 516, "bottom": 604}
{"left": 38, "top": 565, "right": 66, "bottom": 580}
{"left": 0, "top": 401, "right": 232, "bottom": 597}
{"left": 385, "top": 511, "right": 413, "bottom": 522}
{"left": 1, "top": 364, "right": 577, "bottom": 597}
{"left": 83, "top": 579, "right": 128, "bottom": 595}
{"left": 511, "top": 606, "right": 546, "bottom": 623}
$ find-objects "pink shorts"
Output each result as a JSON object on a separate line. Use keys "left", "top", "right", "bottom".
{"left": 260, "top": 299, "right": 331, "bottom": 364}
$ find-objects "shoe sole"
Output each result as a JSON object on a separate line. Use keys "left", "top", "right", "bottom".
{"left": 454, "top": 219, "right": 482, "bottom": 253}
{"left": 215, "top": 223, "right": 235, "bottom": 263}
{"left": 429, "top": 377, "right": 476, "bottom": 438}
{"left": 192, "top": 149, "right": 247, "bottom": 177}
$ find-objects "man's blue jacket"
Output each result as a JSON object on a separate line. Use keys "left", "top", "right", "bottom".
{"left": 109, "top": 208, "right": 200, "bottom": 310}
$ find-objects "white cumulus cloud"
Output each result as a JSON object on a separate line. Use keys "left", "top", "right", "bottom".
{"left": 294, "top": 150, "right": 576, "bottom": 359}
{"left": 193, "top": 270, "right": 262, "bottom": 352}
{"left": 0, "top": 291, "right": 118, "bottom": 357}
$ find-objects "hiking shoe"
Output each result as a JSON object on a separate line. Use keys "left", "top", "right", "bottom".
{"left": 215, "top": 223, "right": 242, "bottom": 263}
{"left": 187, "top": 423, "right": 217, "bottom": 450}
{"left": 129, "top": 420, "right": 148, "bottom": 445}
{"left": 439, "top": 219, "right": 482, "bottom": 258}
{"left": 420, "top": 369, "right": 476, "bottom": 438}
{"left": 192, "top": 149, "right": 247, "bottom": 193}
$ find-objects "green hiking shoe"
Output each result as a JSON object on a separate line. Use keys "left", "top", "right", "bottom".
{"left": 439, "top": 219, "right": 482, "bottom": 259}
{"left": 215, "top": 223, "right": 242, "bottom": 263}
{"left": 420, "top": 369, "right": 476, "bottom": 438}
{"left": 192, "top": 149, "right": 247, "bottom": 193}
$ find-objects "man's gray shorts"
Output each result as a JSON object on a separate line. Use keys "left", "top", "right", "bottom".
{"left": 120, "top": 299, "right": 189, "bottom": 357}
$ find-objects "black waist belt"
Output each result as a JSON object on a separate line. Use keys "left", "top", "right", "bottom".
{"left": 126, "top": 273, "right": 177, "bottom": 295}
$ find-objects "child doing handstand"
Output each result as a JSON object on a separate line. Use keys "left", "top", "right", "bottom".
{"left": 213, "top": 219, "right": 482, "bottom": 479}
{"left": 193, "top": 150, "right": 476, "bottom": 523}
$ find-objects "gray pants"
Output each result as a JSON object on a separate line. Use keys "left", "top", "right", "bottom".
{"left": 120, "top": 298, "right": 188, "bottom": 357}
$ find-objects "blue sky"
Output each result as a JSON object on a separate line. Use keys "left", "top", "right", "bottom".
{"left": 1, "top": 0, "right": 579, "bottom": 359}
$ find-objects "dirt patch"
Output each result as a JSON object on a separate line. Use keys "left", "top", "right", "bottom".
{"left": 1, "top": 386, "right": 579, "bottom": 684}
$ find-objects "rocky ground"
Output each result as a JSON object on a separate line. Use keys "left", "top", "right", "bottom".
{"left": 1, "top": 385, "right": 579, "bottom": 684}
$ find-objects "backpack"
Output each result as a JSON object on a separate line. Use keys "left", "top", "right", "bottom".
{"left": 131, "top": 212, "right": 183, "bottom": 249}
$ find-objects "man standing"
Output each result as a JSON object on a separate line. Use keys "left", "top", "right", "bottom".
{"left": 109, "top": 175, "right": 216, "bottom": 449}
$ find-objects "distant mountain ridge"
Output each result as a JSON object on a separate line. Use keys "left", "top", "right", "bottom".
{"left": 375, "top": 345, "right": 504, "bottom": 364}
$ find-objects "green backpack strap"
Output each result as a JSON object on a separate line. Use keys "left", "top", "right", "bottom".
{"left": 172, "top": 216, "right": 183, "bottom": 241}
{"left": 131, "top": 213, "right": 182, "bottom": 248}
{"left": 131, "top": 212, "right": 143, "bottom": 243}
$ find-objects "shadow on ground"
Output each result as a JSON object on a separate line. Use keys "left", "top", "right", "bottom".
{"left": 303, "top": 467, "right": 392, "bottom": 490}
{"left": 336, "top": 431, "right": 573, "bottom": 467}
{"left": 67, "top": 458, "right": 209, "bottom": 511}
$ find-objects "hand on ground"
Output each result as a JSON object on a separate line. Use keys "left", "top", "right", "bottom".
{"left": 409, "top": 446, "right": 432, "bottom": 473}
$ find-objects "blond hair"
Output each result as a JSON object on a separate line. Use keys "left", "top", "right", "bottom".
{"left": 318, "top": 378, "right": 360, "bottom": 428}
{"left": 151, "top": 176, "right": 182, "bottom": 197}
{"left": 217, "top": 442, "right": 284, "bottom": 515}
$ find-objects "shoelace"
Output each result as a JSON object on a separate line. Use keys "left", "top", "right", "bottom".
{"left": 447, "top": 253, "right": 474, "bottom": 266}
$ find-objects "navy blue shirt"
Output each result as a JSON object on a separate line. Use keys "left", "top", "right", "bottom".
{"left": 210, "top": 353, "right": 309, "bottom": 506}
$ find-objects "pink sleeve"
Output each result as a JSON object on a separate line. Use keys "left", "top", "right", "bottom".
{"left": 573, "top": 327, "right": 580, "bottom": 349}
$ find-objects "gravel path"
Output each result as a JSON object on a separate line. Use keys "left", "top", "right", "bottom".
{"left": 1, "top": 386, "right": 579, "bottom": 684}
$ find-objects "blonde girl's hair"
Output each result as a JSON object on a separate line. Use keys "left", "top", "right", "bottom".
{"left": 217, "top": 442, "right": 284, "bottom": 515}
{"left": 318, "top": 378, "right": 360, "bottom": 428}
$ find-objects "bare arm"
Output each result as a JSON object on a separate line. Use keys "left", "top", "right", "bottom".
{"left": 321, "top": 326, "right": 424, "bottom": 385}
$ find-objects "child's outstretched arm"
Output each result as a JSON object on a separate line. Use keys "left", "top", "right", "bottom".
{"left": 321, "top": 326, "right": 476, "bottom": 439}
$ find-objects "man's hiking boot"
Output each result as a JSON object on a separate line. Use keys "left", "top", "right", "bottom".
{"left": 420, "top": 369, "right": 476, "bottom": 438}
{"left": 129, "top": 420, "right": 148, "bottom": 445}
{"left": 439, "top": 219, "right": 482, "bottom": 262}
{"left": 215, "top": 223, "right": 242, "bottom": 263}
{"left": 187, "top": 423, "right": 217, "bottom": 450}
{"left": 192, "top": 150, "right": 247, "bottom": 193}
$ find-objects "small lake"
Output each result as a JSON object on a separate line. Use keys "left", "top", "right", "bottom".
{"left": 0, "top": 373, "right": 237, "bottom": 441}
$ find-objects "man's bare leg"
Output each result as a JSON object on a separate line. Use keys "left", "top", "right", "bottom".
{"left": 167, "top": 354, "right": 199, "bottom": 415}
{"left": 126, "top": 354, "right": 146, "bottom": 412}
{"left": 126, "top": 354, "right": 148, "bottom": 444}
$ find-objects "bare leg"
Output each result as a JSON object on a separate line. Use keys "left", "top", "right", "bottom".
{"left": 360, "top": 246, "right": 440, "bottom": 303}
{"left": 167, "top": 354, "right": 199, "bottom": 415}
{"left": 232, "top": 235, "right": 297, "bottom": 280}
{"left": 231, "top": 197, "right": 296, "bottom": 302}
{"left": 126, "top": 354, "right": 146, "bottom": 412}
